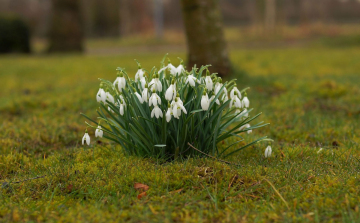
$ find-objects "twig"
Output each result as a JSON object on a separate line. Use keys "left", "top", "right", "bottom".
{"left": 263, "top": 178, "right": 289, "bottom": 209}
{"left": 187, "top": 142, "right": 242, "bottom": 167}
{"left": 7, "top": 175, "right": 47, "bottom": 185}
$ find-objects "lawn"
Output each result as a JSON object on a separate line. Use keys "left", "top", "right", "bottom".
{"left": 1, "top": 45, "right": 360, "bottom": 222}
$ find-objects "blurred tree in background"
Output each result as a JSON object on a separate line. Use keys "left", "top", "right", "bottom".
{"left": 180, "top": 0, "right": 231, "bottom": 77}
{"left": 48, "top": 0, "right": 83, "bottom": 53}
{"left": 0, "top": 15, "right": 30, "bottom": 54}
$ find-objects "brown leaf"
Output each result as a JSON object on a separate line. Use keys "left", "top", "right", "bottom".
{"left": 134, "top": 183, "right": 149, "bottom": 192}
{"left": 169, "top": 188, "right": 183, "bottom": 194}
{"left": 137, "top": 191, "right": 147, "bottom": 200}
{"left": 67, "top": 184, "right": 73, "bottom": 193}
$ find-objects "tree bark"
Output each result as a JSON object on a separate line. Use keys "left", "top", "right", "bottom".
{"left": 48, "top": 0, "right": 83, "bottom": 52}
{"left": 180, "top": 0, "right": 231, "bottom": 77}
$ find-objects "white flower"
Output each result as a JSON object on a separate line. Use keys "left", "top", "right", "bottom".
{"left": 210, "top": 95, "right": 220, "bottom": 105}
{"left": 140, "top": 77, "right": 146, "bottom": 89}
{"left": 149, "top": 77, "right": 162, "bottom": 92}
{"left": 149, "top": 92, "right": 161, "bottom": 107}
{"left": 96, "top": 88, "right": 106, "bottom": 103}
{"left": 95, "top": 126, "right": 103, "bottom": 138}
{"left": 166, "top": 107, "right": 172, "bottom": 122}
{"left": 119, "top": 101, "right": 126, "bottom": 116}
{"left": 114, "top": 76, "right": 126, "bottom": 92}
{"left": 134, "top": 92, "right": 143, "bottom": 103}
{"left": 142, "top": 87, "right": 149, "bottom": 103}
{"left": 106, "top": 92, "right": 114, "bottom": 104}
{"left": 158, "top": 65, "right": 168, "bottom": 75}
{"left": 230, "top": 95, "right": 242, "bottom": 108}
{"left": 151, "top": 105, "right": 163, "bottom": 118}
{"left": 169, "top": 64, "right": 184, "bottom": 76}
{"left": 165, "top": 83, "right": 176, "bottom": 101}
{"left": 242, "top": 96, "right": 250, "bottom": 108}
{"left": 171, "top": 97, "right": 187, "bottom": 119}
{"left": 205, "top": 76, "right": 213, "bottom": 91}
{"left": 239, "top": 123, "right": 252, "bottom": 134}
{"left": 265, "top": 146, "right": 272, "bottom": 158}
{"left": 230, "top": 87, "right": 241, "bottom": 99}
{"left": 185, "top": 74, "right": 199, "bottom": 87}
{"left": 82, "top": 132, "right": 90, "bottom": 145}
{"left": 239, "top": 108, "right": 248, "bottom": 117}
{"left": 201, "top": 93, "right": 210, "bottom": 110}
{"left": 135, "top": 69, "right": 144, "bottom": 81}
{"left": 214, "top": 82, "right": 222, "bottom": 95}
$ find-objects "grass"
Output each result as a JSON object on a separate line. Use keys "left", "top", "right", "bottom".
{"left": 1, "top": 45, "right": 360, "bottom": 222}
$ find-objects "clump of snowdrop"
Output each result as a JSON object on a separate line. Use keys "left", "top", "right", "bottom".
{"left": 265, "top": 146, "right": 272, "bottom": 158}
{"left": 81, "top": 56, "right": 268, "bottom": 160}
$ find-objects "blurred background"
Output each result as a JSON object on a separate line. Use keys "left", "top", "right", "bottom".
{"left": 1, "top": 0, "right": 359, "bottom": 154}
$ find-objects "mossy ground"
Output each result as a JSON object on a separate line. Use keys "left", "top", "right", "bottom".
{"left": 1, "top": 45, "right": 360, "bottom": 222}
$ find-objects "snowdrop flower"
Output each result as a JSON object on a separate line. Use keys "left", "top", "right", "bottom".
{"left": 82, "top": 131, "right": 90, "bottom": 145}
{"left": 134, "top": 92, "right": 143, "bottom": 103}
{"left": 149, "top": 90, "right": 161, "bottom": 107}
{"left": 239, "top": 123, "right": 252, "bottom": 134}
{"left": 96, "top": 88, "right": 106, "bottom": 103}
{"left": 166, "top": 106, "right": 172, "bottom": 122}
{"left": 119, "top": 101, "right": 126, "bottom": 116}
{"left": 201, "top": 92, "right": 210, "bottom": 110}
{"left": 205, "top": 75, "right": 213, "bottom": 91}
{"left": 165, "top": 81, "right": 176, "bottom": 101}
{"left": 95, "top": 125, "right": 103, "bottom": 138}
{"left": 151, "top": 105, "right": 163, "bottom": 118}
{"left": 242, "top": 95, "right": 250, "bottom": 108}
{"left": 113, "top": 72, "right": 126, "bottom": 92}
{"left": 105, "top": 92, "right": 115, "bottom": 104}
{"left": 230, "top": 87, "right": 241, "bottom": 99}
{"left": 139, "top": 77, "right": 146, "bottom": 89}
{"left": 142, "top": 84, "right": 149, "bottom": 103}
{"left": 229, "top": 91, "right": 242, "bottom": 108}
{"left": 239, "top": 108, "right": 248, "bottom": 118}
{"left": 185, "top": 74, "right": 199, "bottom": 87}
{"left": 158, "top": 65, "right": 168, "bottom": 75}
{"left": 171, "top": 95, "right": 187, "bottom": 119}
{"left": 210, "top": 95, "right": 220, "bottom": 105}
{"left": 149, "top": 74, "right": 162, "bottom": 92}
{"left": 214, "top": 79, "right": 223, "bottom": 95}
{"left": 265, "top": 146, "right": 272, "bottom": 158}
{"left": 168, "top": 63, "right": 185, "bottom": 77}
{"left": 135, "top": 69, "right": 144, "bottom": 81}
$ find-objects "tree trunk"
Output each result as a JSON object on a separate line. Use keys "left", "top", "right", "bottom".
{"left": 265, "top": 0, "right": 276, "bottom": 32}
{"left": 180, "top": 0, "right": 231, "bottom": 77}
{"left": 48, "top": 0, "right": 83, "bottom": 53}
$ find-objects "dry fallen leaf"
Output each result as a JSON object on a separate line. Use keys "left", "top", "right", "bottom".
{"left": 169, "top": 188, "right": 183, "bottom": 194}
{"left": 137, "top": 191, "right": 147, "bottom": 200}
{"left": 134, "top": 183, "right": 149, "bottom": 192}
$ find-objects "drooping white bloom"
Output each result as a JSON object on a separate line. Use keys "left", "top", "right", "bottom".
{"left": 140, "top": 77, "right": 146, "bottom": 89}
{"left": 239, "top": 123, "right": 252, "bottom": 134}
{"left": 114, "top": 76, "right": 126, "bottom": 92}
{"left": 168, "top": 64, "right": 184, "bottom": 76}
{"left": 149, "top": 77, "right": 162, "bottom": 92}
{"left": 151, "top": 105, "right": 163, "bottom": 118}
{"left": 185, "top": 74, "right": 199, "bottom": 87}
{"left": 171, "top": 96, "right": 187, "bottom": 119}
{"left": 149, "top": 92, "right": 161, "bottom": 107}
{"left": 142, "top": 86, "right": 149, "bottom": 103}
{"left": 214, "top": 82, "right": 222, "bottom": 95}
{"left": 265, "top": 146, "right": 272, "bottom": 158}
{"left": 95, "top": 126, "right": 103, "bottom": 138}
{"left": 119, "top": 100, "right": 126, "bottom": 116}
{"left": 166, "top": 107, "right": 172, "bottom": 122}
{"left": 201, "top": 93, "right": 210, "bottom": 110}
{"left": 158, "top": 65, "right": 168, "bottom": 75}
{"left": 242, "top": 96, "right": 250, "bottom": 108}
{"left": 229, "top": 94, "right": 242, "bottom": 108}
{"left": 165, "top": 83, "right": 176, "bottom": 101}
{"left": 82, "top": 132, "right": 90, "bottom": 145}
{"left": 106, "top": 92, "right": 115, "bottom": 104}
{"left": 134, "top": 92, "right": 143, "bottom": 103}
{"left": 210, "top": 95, "right": 220, "bottom": 105}
{"left": 205, "top": 76, "right": 213, "bottom": 91}
{"left": 135, "top": 69, "right": 144, "bottom": 81}
{"left": 96, "top": 88, "right": 106, "bottom": 103}
{"left": 230, "top": 87, "right": 241, "bottom": 99}
{"left": 239, "top": 108, "right": 248, "bottom": 118}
